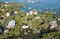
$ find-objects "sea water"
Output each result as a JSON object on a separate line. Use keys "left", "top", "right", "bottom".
{"left": 1, "top": 0, "right": 60, "bottom": 12}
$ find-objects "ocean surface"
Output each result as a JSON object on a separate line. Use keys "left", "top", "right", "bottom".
{"left": 1, "top": 0, "right": 60, "bottom": 12}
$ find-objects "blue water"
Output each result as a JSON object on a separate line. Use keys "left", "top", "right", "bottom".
{"left": 1, "top": 0, "right": 60, "bottom": 12}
